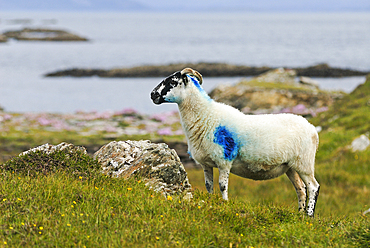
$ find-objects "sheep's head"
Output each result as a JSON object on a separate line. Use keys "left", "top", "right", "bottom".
{"left": 150, "top": 68, "right": 204, "bottom": 105}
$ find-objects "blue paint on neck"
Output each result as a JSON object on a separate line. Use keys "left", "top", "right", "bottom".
{"left": 187, "top": 75, "right": 212, "bottom": 102}
{"left": 213, "top": 125, "right": 239, "bottom": 161}
{"left": 187, "top": 150, "right": 192, "bottom": 158}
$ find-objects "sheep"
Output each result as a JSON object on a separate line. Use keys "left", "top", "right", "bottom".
{"left": 150, "top": 68, "right": 320, "bottom": 217}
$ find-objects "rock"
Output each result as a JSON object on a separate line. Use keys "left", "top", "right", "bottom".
{"left": 253, "top": 68, "right": 297, "bottom": 85}
{"left": 93, "top": 140, "right": 192, "bottom": 197}
{"left": 299, "top": 76, "right": 319, "bottom": 89}
{"left": 350, "top": 134, "right": 370, "bottom": 152}
{"left": 0, "top": 34, "right": 7, "bottom": 43}
{"left": 20, "top": 142, "right": 87, "bottom": 156}
{"left": 3, "top": 28, "right": 88, "bottom": 41}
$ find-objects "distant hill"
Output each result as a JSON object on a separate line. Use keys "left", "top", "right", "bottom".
{"left": 1, "top": 0, "right": 370, "bottom": 12}
{"left": 0, "top": 0, "right": 147, "bottom": 11}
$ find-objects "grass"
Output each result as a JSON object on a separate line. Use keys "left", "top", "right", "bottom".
{"left": 1, "top": 166, "right": 369, "bottom": 247}
{"left": 1, "top": 76, "right": 370, "bottom": 247}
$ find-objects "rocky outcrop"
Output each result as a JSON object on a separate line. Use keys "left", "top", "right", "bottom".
{"left": 253, "top": 68, "right": 297, "bottom": 85}
{"left": 3, "top": 28, "right": 88, "bottom": 41}
{"left": 209, "top": 68, "right": 344, "bottom": 116}
{"left": 44, "top": 62, "right": 369, "bottom": 78}
{"left": 93, "top": 140, "right": 192, "bottom": 198}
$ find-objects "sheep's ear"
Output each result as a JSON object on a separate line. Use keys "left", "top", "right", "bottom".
{"left": 181, "top": 68, "right": 203, "bottom": 85}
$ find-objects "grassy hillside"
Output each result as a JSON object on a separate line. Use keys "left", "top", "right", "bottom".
{"left": 1, "top": 151, "right": 369, "bottom": 247}
{"left": 1, "top": 76, "right": 370, "bottom": 247}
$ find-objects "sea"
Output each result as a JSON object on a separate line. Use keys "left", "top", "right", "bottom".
{"left": 0, "top": 11, "right": 369, "bottom": 114}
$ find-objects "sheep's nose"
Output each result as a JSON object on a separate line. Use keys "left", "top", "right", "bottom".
{"left": 150, "top": 90, "right": 158, "bottom": 100}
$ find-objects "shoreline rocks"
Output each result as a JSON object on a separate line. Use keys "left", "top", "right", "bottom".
{"left": 209, "top": 68, "right": 344, "bottom": 117}
{"left": 2, "top": 28, "right": 88, "bottom": 41}
{"left": 45, "top": 62, "right": 369, "bottom": 78}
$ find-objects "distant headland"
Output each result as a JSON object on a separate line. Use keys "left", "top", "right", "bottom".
{"left": 45, "top": 63, "right": 369, "bottom": 78}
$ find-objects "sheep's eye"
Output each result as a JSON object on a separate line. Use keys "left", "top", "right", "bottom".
{"left": 170, "top": 80, "right": 178, "bottom": 87}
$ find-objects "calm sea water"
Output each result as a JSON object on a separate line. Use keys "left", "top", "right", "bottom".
{"left": 0, "top": 11, "right": 369, "bottom": 114}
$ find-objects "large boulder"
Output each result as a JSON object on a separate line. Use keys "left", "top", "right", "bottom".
{"left": 93, "top": 140, "right": 192, "bottom": 198}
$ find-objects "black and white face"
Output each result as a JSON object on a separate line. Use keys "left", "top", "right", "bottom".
{"left": 150, "top": 71, "right": 188, "bottom": 105}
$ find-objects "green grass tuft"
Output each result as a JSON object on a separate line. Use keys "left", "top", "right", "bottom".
{"left": 1, "top": 150, "right": 101, "bottom": 178}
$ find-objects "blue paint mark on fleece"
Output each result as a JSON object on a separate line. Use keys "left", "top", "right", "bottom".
{"left": 213, "top": 125, "right": 239, "bottom": 161}
{"left": 187, "top": 150, "right": 192, "bottom": 158}
{"left": 186, "top": 75, "right": 212, "bottom": 102}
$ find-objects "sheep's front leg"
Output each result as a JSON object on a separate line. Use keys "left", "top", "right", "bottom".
{"left": 286, "top": 168, "right": 307, "bottom": 212}
{"left": 203, "top": 167, "right": 214, "bottom": 194}
{"left": 218, "top": 168, "right": 230, "bottom": 200}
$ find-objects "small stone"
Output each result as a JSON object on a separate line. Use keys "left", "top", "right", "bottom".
{"left": 351, "top": 135, "right": 370, "bottom": 152}
{"left": 363, "top": 208, "right": 370, "bottom": 215}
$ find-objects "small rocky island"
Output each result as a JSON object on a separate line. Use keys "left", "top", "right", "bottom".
{"left": 45, "top": 62, "right": 369, "bottom": 78}
{"left": 2, "top": 28, "right": 88, "bottom": 41}
{"left": 0, "top": 34, "right": 8, "bottom": 43}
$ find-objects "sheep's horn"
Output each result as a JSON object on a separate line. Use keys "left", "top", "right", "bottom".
{"left": 181, "top": 68, "right": 203, "bottom": 85}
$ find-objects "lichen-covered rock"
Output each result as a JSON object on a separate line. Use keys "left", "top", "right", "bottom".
{"left": 20, "top": 142, "right": 87, "bottom": 156}
{"left": 93, "top": 140, "right": 192, "bottom": 197}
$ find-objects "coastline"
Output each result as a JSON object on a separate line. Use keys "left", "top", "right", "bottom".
{"left": 45, "top": 62, "right": 370, "bottom": 78}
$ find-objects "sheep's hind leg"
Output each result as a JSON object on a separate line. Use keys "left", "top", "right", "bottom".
{"left": 218, "top": 168, "right": 230, "bottom": 200}
{"left": 299, "top": 174, "right": 320, "bottom": 217}
{"left": 203, "top": 166, "right": 214, "bottom": 194}
{"left": 286, "top": 168, "right": 307, "bottom": 213}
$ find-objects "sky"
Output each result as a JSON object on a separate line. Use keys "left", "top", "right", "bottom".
{"left": 0, "top": 0, "right": 369, "bottom": 12}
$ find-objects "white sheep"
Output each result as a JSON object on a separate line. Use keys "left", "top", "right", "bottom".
{"left": 151, "top": 68, "right": 320, "bottom": 217}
